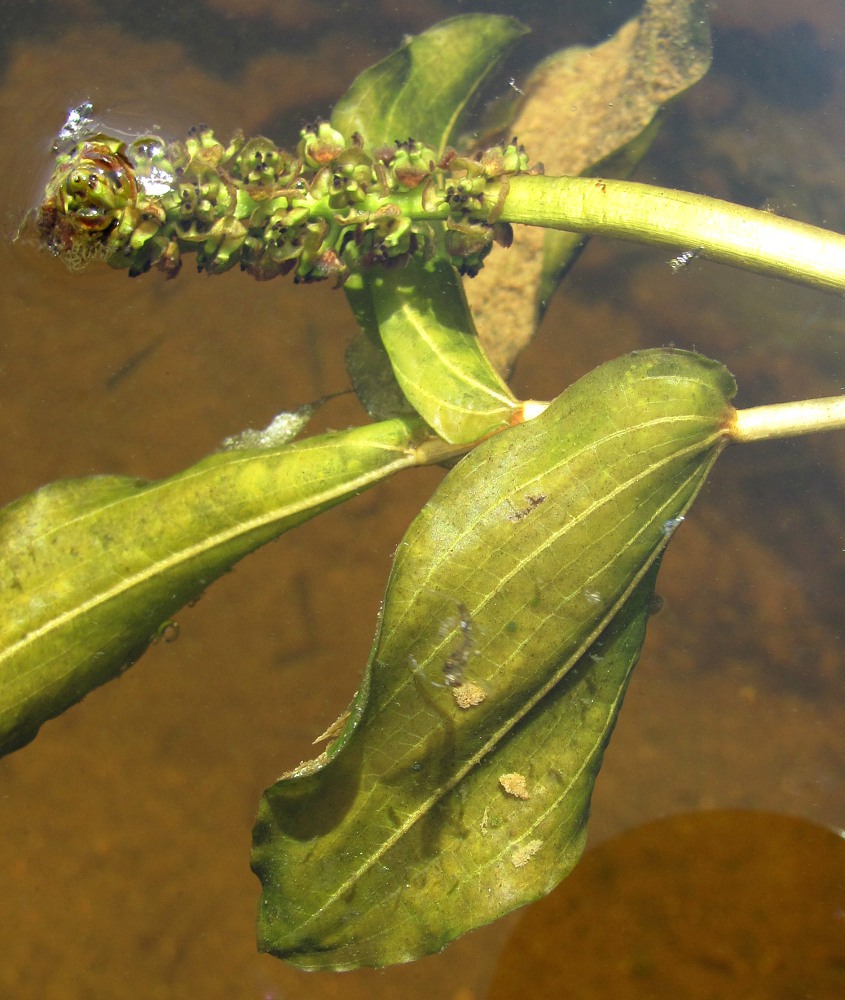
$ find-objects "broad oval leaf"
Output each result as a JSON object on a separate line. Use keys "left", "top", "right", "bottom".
{"left": 251, "top": 348, "right": 737, "bottom": 969}
{"left": 331, "top": 14, "right": 528, "bottom": 156}
{"left": 0, "top": 416, "right": 433, "bottom": 757}
{"left": 371, "top": 257, "right": 518, "bottom": 443}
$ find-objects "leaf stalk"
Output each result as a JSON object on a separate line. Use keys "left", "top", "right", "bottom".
{"left": 731, "top": 396, "right": 845, "bottom": 442}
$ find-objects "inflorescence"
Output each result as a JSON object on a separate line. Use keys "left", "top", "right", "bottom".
{"left": 37, "top": 121, "right": 540, "bottom": 283}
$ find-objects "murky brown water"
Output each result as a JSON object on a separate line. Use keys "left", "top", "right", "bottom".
{"left": 1, "top": 2, "right": 844, "bottom": 997}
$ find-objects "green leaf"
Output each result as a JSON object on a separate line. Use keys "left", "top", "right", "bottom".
{"left": 251, "top": 348, "right": 737, "bottom": 969}
{"left": 344, "top": 324, "right": 416, "bottom": 422}
{"left": 335, "top": 15, "right": 527, "bottom": 432}
{"left": 331, "top": 14, "right": 528, "bottom": 155}
{"left": 371, "top": 257, "right": 518, "bottom": 443}
{"left": 0, "top": 416, "right": 434, "bottom": 757}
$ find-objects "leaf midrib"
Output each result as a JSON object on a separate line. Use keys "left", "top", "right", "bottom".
{"left": 280, "top": 427, "right": 726, "bottom": 940}
{"left": 0, "top": 448, "right": 416, "bottom": 681}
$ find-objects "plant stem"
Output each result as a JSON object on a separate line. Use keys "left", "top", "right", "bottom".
{"left": 730, "top": 396, "right": 845, "bottom": 442}
{"left": 498, "top": 175, "right": 845, "bottom": 294}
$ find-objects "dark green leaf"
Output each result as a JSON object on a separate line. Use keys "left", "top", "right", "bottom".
{"left": 0, "top": 417, "right": 434, "bottom": 757}
{"left": 251, "top": 349, "right": 737, "bottom": 969}
{"left": 331, "top": 14, "right": 528, "bottom": 155}
{"left": 344, "top": 325, "right": 415, "bottom": 422}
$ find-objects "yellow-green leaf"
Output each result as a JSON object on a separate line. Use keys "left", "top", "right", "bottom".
{"left": 0, "top": 416, "right": 434, "bottom": 757}
{"left": 371, "top": 258, "right": 519, "bottom": 443}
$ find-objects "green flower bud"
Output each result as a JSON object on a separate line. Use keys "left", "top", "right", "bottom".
{"left": 40, "top": 138, "right": 136, "bottom": 243}
{"left": 184, "top": 125, "right": 224, "bottom": 168}
{"left": 125, "top": 199, "right": 166, "bottom": 251}
{"left": 298, "top": 122, "right": 346, "bottom": 169}
{"left": 157, "top": 238, "right": 182, "bottom": 279}
{"left": 38, "top": 121, "right": 535, "bottom": 282}
{"left": 197, "top": 216, "right": 247, "bottom": 274}
{"left": 499, "top": 140, "right": 530, "bottom": 176}
{"left": 445, "top": 221, "right": 494, "bottom": 276}
{"left": 226, "top": 136, "right": 297, "bottom": 196}
{"left": 391, "top": 139, "right": 437, "bottom": 191}
{"left": 304, "top": 248, "right": 348, "bottom": 286}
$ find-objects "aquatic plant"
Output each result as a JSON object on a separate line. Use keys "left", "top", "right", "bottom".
{"left": 3, "top": 6, "right": 844, "bottom": 972}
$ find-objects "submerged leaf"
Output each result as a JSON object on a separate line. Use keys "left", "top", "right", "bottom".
{"left": 252, "top": 349, "right": 736, "bottom": 969}
{"left": 334, "top": 15, "right": 526, "bottom": 434}
{"left": 0, "top": 417, "right": 436, "bottom": 757}
{"left": 331, "top": 14, "right": 528, "bottom": 155}
{"left": 371, "top": 258, "right": 518, "bottom": 443}
{"left": 344, "top": 325, "right": 416, "bottom": 422}
{"left": 467, "top": 0, "right": 712, "bottom": 372}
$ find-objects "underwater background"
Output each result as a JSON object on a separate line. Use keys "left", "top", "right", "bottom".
{"left": 1, "top": 1, "right": 844, "bottom": 996}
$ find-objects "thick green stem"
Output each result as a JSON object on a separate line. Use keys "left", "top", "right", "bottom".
{"left": 498, "top": 175, "right": 845, "bottom": 294}
{"left": 731, "top": 396, "right": 845, "bottom": 442}
{"left": 40, "top": 123, "right": 845, "bottom": 293}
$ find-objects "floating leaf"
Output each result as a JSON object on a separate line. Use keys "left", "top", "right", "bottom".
{"left": 252, "top": 349, "right": 736, "bottom": 969}
{"left": 0, "top": 416, "right": 438, "bottom": 757}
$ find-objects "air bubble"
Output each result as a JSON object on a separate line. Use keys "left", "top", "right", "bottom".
{"left": 54, "top": 101, "right": 95, "bottom": 150}
{"left": 661, "top": 516, "right": 685, "bottom": 538}
{"left": 152, "top": 620, "right": 180, "bottom": 644}
{"left": 668, "top": 248, "right": 702, "bottom": 272}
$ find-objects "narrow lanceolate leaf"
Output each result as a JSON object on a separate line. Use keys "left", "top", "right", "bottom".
{"left": 0, "top": 416, "right": 435, "bottom": 757}
{"left": 371, "top": 258, "right": 519, "bottom": 443}
{"left": 251, "top": 349, "right": 737, "bottom": 970}
{"left": 331, "top": 14, "right": 528, "bottom": 155}
{"left": 333, "top": 15, "right": 526, "bottom": 434}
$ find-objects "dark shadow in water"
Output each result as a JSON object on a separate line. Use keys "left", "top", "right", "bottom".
{"left": 491, "top": 810, "right": 845, "bottom": 999}
{"left": 87, "top": 0, "right": 386, "bottom": 80}
{"left": 713, "top": 21, "right": 839, "bottom": 112}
